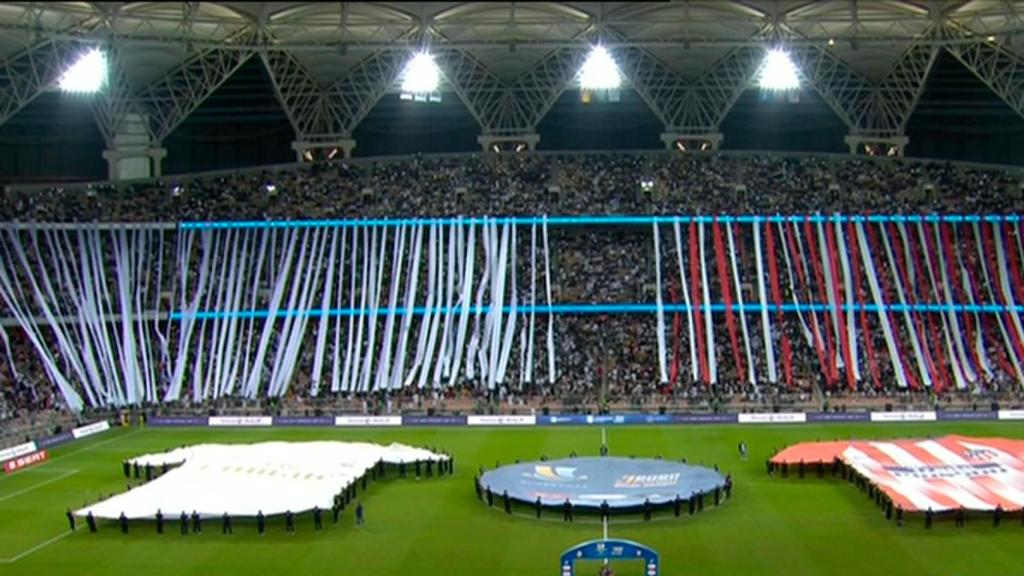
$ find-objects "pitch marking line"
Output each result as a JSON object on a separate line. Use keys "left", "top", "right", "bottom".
{"left": 0, "top": 530, "right": 72, "bottom": 564}
{"left": 0, "top": 469, "right": 80, "bottom": 503}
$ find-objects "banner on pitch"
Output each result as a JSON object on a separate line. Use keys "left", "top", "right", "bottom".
{"left": 772, "top": 435, "right": 1024, "bottom": 511}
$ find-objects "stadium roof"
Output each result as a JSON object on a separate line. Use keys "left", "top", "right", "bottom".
{"left": 0, "top": 1, "right": 1022, "bottom": 147}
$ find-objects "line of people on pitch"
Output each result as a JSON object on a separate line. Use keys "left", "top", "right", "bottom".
{"left": 766, "top": 456, "right": 1017, "bottom": 529}
{"left": 121, "top": 459, "right": 169, "bottom": 484}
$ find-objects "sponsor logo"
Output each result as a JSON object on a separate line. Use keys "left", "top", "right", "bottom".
{"left": 869, "top": 411, "right": 937, "bottom": 422}
{"left": 738, "top": 413, "right": 807, "bottom": 424}
{"left": 467, "top": 415, "right": 536, "bottom": 426}
{"left": 71, "top": 421, "right": 110, "bottom": 439}
{"left": 528, "top": 465, "right": 584, "bottom": 483}
{"left": 884, "top": 462, "right": 1007, "bottom": 480}
{"left": 4, "top": 450, "right": 48, "bottom": 473}
{"left": 0, "top": 442, "right": 38, "bottom": 463}
{"left": 208, "top": 416, "right": 273, "bottom": 427}
{"left": 998, "top": 410, "right": 1024, "bottom": 420}
{"left": 613, "top": 473, "right": 681, "bottom": 489}
{"left": 964, "top": 448, "right": 998, "bottom": 461}
{"left": 334, "top": 416, "right": 402, "bottom": 427}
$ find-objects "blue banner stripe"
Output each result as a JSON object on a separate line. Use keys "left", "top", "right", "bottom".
{"left": 171, "top": 302, "right": 1024, "bottom": 320}
{"left": 179, "top": 214, "right": 1023, "bottom": 230}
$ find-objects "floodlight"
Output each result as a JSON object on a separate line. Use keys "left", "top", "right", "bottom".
{"left": 58, "top": 48, "right": 107, "bottom": 94}
{"left": 579, "top": 45, "right": 621, "bottom": 90}
{"left": 401, "top": 52, "right": 440, "bottom": 95}
{"left": 757, "top": 49, "right": 800, "bottom": 91}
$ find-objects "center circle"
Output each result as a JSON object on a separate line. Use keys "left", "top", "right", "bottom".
{"left": 479, "top": 457, "right": 727, "bottom": 509}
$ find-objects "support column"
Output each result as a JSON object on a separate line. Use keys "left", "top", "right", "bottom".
{"left": 844, "top": 134, "right": 909, "bottom": 158}
{"left": 292, "top": 139, "right": 357, "bottom": 162}
{"left": 102, "top": 113, "right": 164, "bottom": 181}
{"left": 660, "top": 132, "right": 724, "bottom": 151}
{"left": 477, "top": 133, "right": 540, "bottom": 153}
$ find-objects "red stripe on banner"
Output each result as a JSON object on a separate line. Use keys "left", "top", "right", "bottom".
{"left": 890, "top": 222, "right": 938, "bottom": 389}
{"left": 784, "top": 222, "right": 831, "bottom": 387}
{"left": 865, "top": 222, "right": 920, "bottom": 390}
{"left": 915, "top": 225, "right": 951, "bottom": 392}
{"left": 689, "top": 221, "right": 708, "bottom": 383}
{"left": 960, "top": 224, "right": 1012, "bottom": 379}
{"left": 765, "top": 223, "right": 793, "bottom": 387}
{"left": 713, "top": 219, "right": 746, "bottom": 382}
{"left": 941, "top": 223, "right": 981, "bottom": 378}
{"left": 1004, "top": 221, "right": 1024, "bottom": 308}
{"left": 981, "top": 222, "right": 1024, "bottom": 372}
{"left": 826, "top": 222, "right": 856, "bottom": 390}
{"left": 804, "top": 218, "right": 838, "bottom": 386}
{"left": 669, "top": 279, "right": 681, "bottom": 389}
{"left": 848, "top": 221, "right": 881, "bottom": 390}
{"left": 923, "top": 223, "right": 960, "bottom": 390}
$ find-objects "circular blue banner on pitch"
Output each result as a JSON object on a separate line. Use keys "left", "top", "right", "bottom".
{"left": 480, "top": 457, "right": 725, "bottom": 508}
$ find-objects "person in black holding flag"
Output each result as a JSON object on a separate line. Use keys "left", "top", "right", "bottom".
{"left": 486, "top": 485, "right": 494, "bottom": 507}
{"left": 714, "top": 486, "right": 721, "bottom": 506}
{"left": 145, "top": 463, "right": 153, "bottom": 482}
{"left": 415, "top": 460, "right": 422, "bottom": 479}
{"left": 313, "top": 506, "right": 323, "bottom": 531}
{"left": 925, "top": 507, "right": 933, "bottom": 529}
{"left": 133, "top": 461, "right": 140, "bottom": 479}
{"left": 399, "top": 460, "right": 406, "bottom": 478}
{"left": 601, "top": 500, "right": 610, "bottom": 522}
{"left": 563, "top": 499, "right": 573, "bottom": 522}
{"left": 222, "top": 512, "right": 232, "bottom": 535}
{"left": 994, "top": 503, "right": 1002, "bottom": 527}
{"left": 643, "top": 498, "right": 652, "bottom": 522}
{"left": 426, "top": 459, "right": 433, "bottom": 477}
{"left": 122, "top": 460, "right": 130, "bottom": 478}
{"left": 688, "top": 493, "right": 696, "bottom": 516}
{"left": 955, "top": 505, "right": 966, "bottom": 528}
{"left": 285, "top": 510, "right": 295, "bottom": 533}
{"left": 503, "top": 490, "right": 511, "bottom": 514}
{"left": 191, "top": 510, "right": 202, "bottom": 533}
{"left": 724, "top": 474, "right": 733, "bottom": 499}
{"left": 356, "top": 502, "right": 365, "bottom": 526}
{"left": 673, "top": 495, "right": 681, "bottom": 518}
{"left": 257, "top": 510, "right": 266, "bottom": 535}
{"left": 896, "top": 505, "right": 904, "bottom": 528}
{"left": 697, "top": 491, "right": 704, "bottom": 511}
{"left": 66, "top": 508, "right": 75, "bottom": 532}
{"left": 155, "top": 509, "right": 163, "bottom": 534}
{"left": 332, "top": 502, "right": 341, "bottom": 524}
{"left": 119, "top": 512, "right": 128, "bottom": 534}
{"left": 86, "top": 511, "right": 97, "bottom": 533}
{"left": 180, "top": 511, "right": 188, "bottom": 535}
{"left": 534, "top": 496, "right": 542, "bottom": 518}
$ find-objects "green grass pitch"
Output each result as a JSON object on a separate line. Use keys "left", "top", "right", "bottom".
{"left": 2, "top": 422, "right": 1023, "bottom": 576}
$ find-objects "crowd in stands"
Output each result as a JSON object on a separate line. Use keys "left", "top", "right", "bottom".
{"left": 1, "top": 151, "right": 1023, "bottom": 424}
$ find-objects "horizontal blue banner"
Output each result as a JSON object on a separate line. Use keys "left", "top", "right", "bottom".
{"left": 149, "top": 416, "right": 209, "bottom": 426}
{"left": 937, "top": 410, "right": 998, "bottom": 421}
{"left": 806, "top": 412, "right": 871, "bottom": 423}
{"left": 35, "top": 431, "right": 75, "bottom": 449}
{"left": 172, "top": 302, "right": 1024, "bottom": 321}
{"left": 273, "top": 416, "right": 335, "bottom": 426}
{"left": 402, "top": 415, "right": 467, "bottom": 426}
{"left": 180, "top": 213, "right": 1023, "bottom": 230}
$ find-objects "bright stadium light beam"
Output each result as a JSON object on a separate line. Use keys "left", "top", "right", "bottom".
{"left": 579, "top": 45, "right": 621, "bottom": 90}
{"left": 757, "top": 49, "right": 800, "bottom": 91}
{"left": 58, "top": 48, "right": 107, "bottom": 94}
{"left": 400, "top": 52, "right": 440, "bottom": 95}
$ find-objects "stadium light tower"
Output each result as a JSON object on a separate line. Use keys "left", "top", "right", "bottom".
{"left": 757, "top": 49, "right": 800, "bottom": 91}
{"left": 400, "top": 51, "right": 442, "bottom": 103}
{"left": 579, "top": 45, "right": 621, "bottom": 91}
{"left": 58, "top": 48, "right": 107, "bottom": 94}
